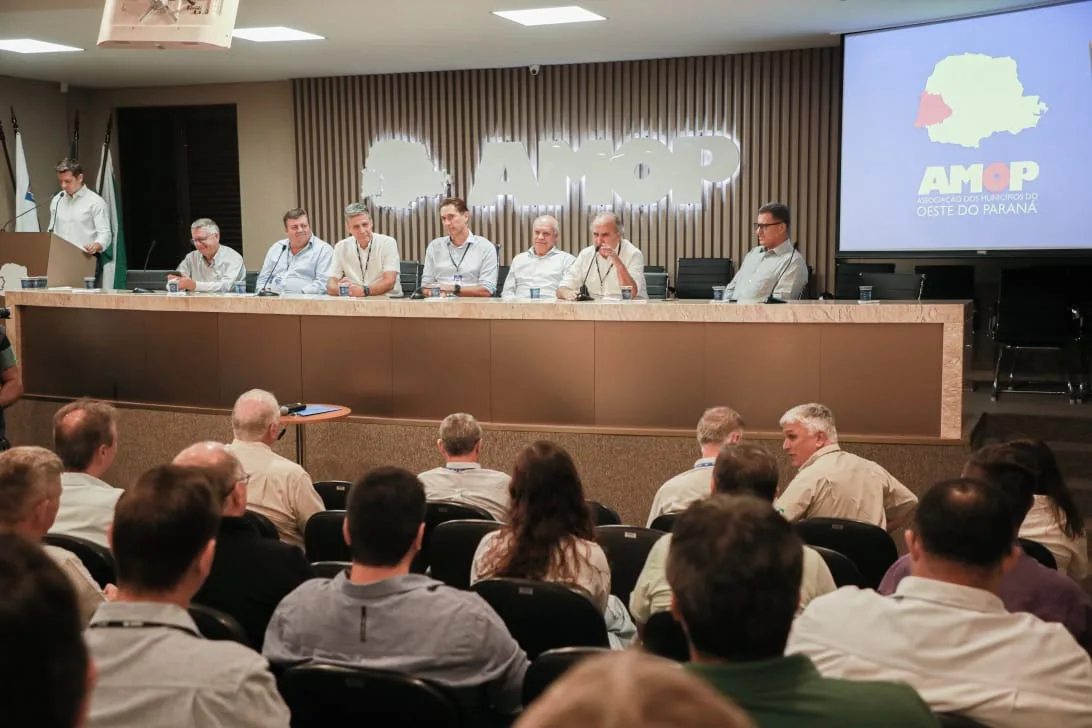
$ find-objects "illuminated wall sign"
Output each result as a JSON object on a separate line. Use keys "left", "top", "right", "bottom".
{"left": 360, "top": 135, "right": 741, "bottom": 209}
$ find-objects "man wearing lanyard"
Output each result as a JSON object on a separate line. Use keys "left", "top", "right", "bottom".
{"left": 325, "top": 202, "right": 401, "bottom": 297}
{"left": 557, "top": 212, "right": 646, "bottom": 300}
{"left": 420, "top": 197, "right": 498, "bottom": 297}
{"left": 47, "top": 158, "right": 113, "bottom": 288}
{"left": 256, "top": 208, "right": 333, "bottom": 295}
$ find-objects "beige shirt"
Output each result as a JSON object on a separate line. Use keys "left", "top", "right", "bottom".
{"left": 628, "top": 533, "right": 836, "bottom": 625}
{"left": 646, "top": 457, "right": 715, "bottom": 527}
{"left": 44, "top": 543, "right": 105, "bottom": 626}
{"left": 325, "top": 233, "right": 402, "bottom": 295}
{"left": 417, "top": 462, "right": 511, "bottom": 522}
{"left": 559, "top": 240, "right": 647, "bottom": 300}
{"left": 227, "top": 439, "right": 324, "bottom": 549}
{"left": 775, "top": 444, "right": 918, "bottom": 530}
{"left": 50, "top": 472, "right": 122, "bottom": 549}
{"left": 177, "top": 245, "right": 246, "bottom": 293}
{"left": 1020, "top": 495, "right": 1089, "bottom": 580}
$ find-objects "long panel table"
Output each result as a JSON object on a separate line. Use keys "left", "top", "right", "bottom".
{"left": 4, "top": 291, "right": 970, "bottom": 439}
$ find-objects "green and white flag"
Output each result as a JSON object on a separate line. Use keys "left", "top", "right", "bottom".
{"left": 96, "top": 145, "right": 127, "bottom": 290}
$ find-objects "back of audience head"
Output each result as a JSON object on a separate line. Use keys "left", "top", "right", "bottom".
{"left": 0, "top": 446, "right": 65, "bottom": 539}
{"left": 712, "top": 443, "right": 779, "bottom": 502}
{"left": 0, "top": 533, "right": 92, "bottom": 728}
{"left": 345, "top": 467, "right": 425, "bottom": 568}
{"left": 111, "top": 465, "right": 221, "bottom": 598}
{"left": 779, "top": 403, "right": 837, "bottom": 467}
{"left": 173, "top": 441, "right": 247, "bottom": 516}
{"left": 53, "top": 399, "right": 119, "bottom": 475}
{"left": 667, "top": 494, "right": 803, "bottom": 663}
{"left": 989, "top": 438, "right": 1083, "bottom": 538}
{"left": 962, "top": 442, "right": 1038, "bottom": 528}
{"left": 696, "top": 406, "right": 744, "bottom": 450}
{"left": 231, "top": 389, "right": 281, "bottom": 443}
{"left": 437, "top": 412, "right": 483, "bottom": 459}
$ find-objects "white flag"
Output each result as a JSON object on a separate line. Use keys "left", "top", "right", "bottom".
{"left": 13, "top": 129, "right": 40, "bottom": 232}
{"left": 96, "top": 145, "right": 126, "bottom": 291}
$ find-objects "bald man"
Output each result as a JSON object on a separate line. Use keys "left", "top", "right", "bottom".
{"left": 49, "top": 399, "right": 121, "bottom": 548}
{"left": 175, "top": 442, "right": 314, "bottom": 649}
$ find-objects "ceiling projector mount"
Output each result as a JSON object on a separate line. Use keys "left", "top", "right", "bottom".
{"left": 97, "top": 0, "right": 240, "bottom": 49}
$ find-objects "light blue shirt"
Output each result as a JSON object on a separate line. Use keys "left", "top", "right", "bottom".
{"left": 257, "top": 237, "right": 333, "bottom": 295}
{"left": 724, "top": 239, "right": 808, "bottom": 302}
{"left": 502, "top": 246, "right": 577, "bottom": 300}
{"left": 420, "top": 233, "right": 499, "bottom": 294}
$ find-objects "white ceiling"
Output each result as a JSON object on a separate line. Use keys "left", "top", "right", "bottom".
{"left": 0, "top": 0, "right": 1055, "bottom": 88}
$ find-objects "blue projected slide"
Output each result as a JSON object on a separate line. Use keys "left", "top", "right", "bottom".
{"left": 839, "top": 1, "right": 1092, "bottom": 254}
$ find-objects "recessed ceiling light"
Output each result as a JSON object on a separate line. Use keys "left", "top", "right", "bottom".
{"left": 493, "top": 6, "right": 606, "bottom": 27}
{"left": 231, "top": 27, "right": 324, "bottom": 43}
{"left": 0, "top": 39, "right": 83, "bottom": 54}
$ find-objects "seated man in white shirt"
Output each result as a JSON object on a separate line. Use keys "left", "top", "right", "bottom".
{"left": 647, "top": 406, "right": 743, "bottom": 526}
{"left": 420, "top": 197, "right": 498, "bottom": 297}
{"left": 775, "top": 403, "right": 917, "bottom": 531}
{"left": 417, "top": 413, "right": 510, "bottom": 521}
{"left": 168, "top": 218, "right": 246, "bottom": 293}
{"left": 325, "top": 202, "right": 401, "bottom": 298}
{"left": 49, "top": 399, "right": 122, "bottom": 548}
{"left": 256, "top": 208, "right": 333, "bottom": 295}
{"left": 501, "top": 215, "right": 576, "bottom": 300}
{"left": 557, "top": 212, "right": 646, "bottom": 300}
{"left": 227, "top": 389, "right": 324, "bottom": 549}
{"left": 723, "top": 202, "right": 808, "bottom": 302}
{"left": 787, "top": 477, "right": 1092, "bottom": 728}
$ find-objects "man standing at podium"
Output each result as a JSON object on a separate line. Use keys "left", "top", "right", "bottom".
{"left": 46, "top": 159, "right": 112, "bottom": 288}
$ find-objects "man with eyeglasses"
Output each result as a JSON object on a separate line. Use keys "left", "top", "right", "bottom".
{"left": 168, "top": 218, "right": 246, "bottom": 293}
{"left": 723, "top": 202, "right": 808, "bottom": 302}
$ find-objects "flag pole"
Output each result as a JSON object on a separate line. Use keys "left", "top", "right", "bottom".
{"left": 97, "top": 116, "right": 112, "bottom": 193}
{"left": 72, "top": 109, "right": 80, "bottom": 160}
{"left": 0, "top": 115, "right": 14, "bottom": 189}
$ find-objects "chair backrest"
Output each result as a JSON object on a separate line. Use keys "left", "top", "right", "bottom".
{"left": 994, "top": 267, "right": 1074, "bottom": 345}
{"left": 495, "top": 264, "right": 510, "bottom": 297}
{"left": 586, "top": 500, "right": 621, "bottom": 526}
{"left": 244, "top": 269, "right": 259, "bottom": 293}
{"left": 412, "top": 502, "right": 497, "bottom": 574}
{"left": 471, "top": 578, "right": 609, "bottom": 659}
{"left": 399, "top": 260, "right": 423, "bottom": 295}
{"left": 648, "top": 513, "right": 678, "bottom": 533}
{"left": 794, "top": 517, "right": 898, "bottom": 589}
{"left": 936, "top": 713, "right": 991, "bottom": 728}
{"left": 310, "top": 560, "right": 351, "bottom": 579}
{"left": 188, "top": 604, "right": 251, "bottom": 647}
{"left": 124, "top": 269, "right": 172, "bottom": 291}
{"left": 279, "top": 662, "right": 462, "bottom": 728}
{"left": 859, "top": 272, "right": 926, "bottom": 301}
{"left": 313, "top": 480, "right": 351, "bottom": 510}
{"left": 915, "top": 264, "right": 975, "bottom": 300}
{"left": 1018, "top": 538, "right": 1058, "bottom": 570}
{"left": 522, "top": 647, "right": 610, "bottom": 706}
{"left": 429, "top": 519, "right": 503, "bottom": 590}
{"left": 242, "top": 509, "right": 280, "bottom": 540}
{"left": 674, "top": 258, "right": 734, "bottom": 299}
{"left": 809, "top": 545, "right": 868, "bottom": 588}
{"left": 641, "top": 611, "right": 690, "bottom": 662}
{"left": 304, "top": 510, "right": 349, "bottom": 562}
{"left": 42, "top": 533, "right": 116, "bottom": 588}
{"left": 594, "top": 525, "right": 666, "bottom": 603}
{"left": 644, "top": 271, "right": 669, "bottom": 300}
{"left": 644, "top": 265, "right": 666, "bottom": 274}
{"left": 834, "top": 262, "right": 895, "bottom": 299}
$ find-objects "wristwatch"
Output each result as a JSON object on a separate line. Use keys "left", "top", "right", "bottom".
{"left": 454, "top": 284, "right": 462, "bottom": 296}
{"left": 363, "top": 285, "right": 371, "bottom": 297}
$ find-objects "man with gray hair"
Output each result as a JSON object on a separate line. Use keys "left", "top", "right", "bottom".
{"left": 501, "top": 215, "right": 576, "bottom": 300}
{"left": 646, "top": 406, "right": 744, "bottom": 526}
{"left": 775, "top": 403, "right": 917, "bottom": 530}
{"left": 227, "top": 390, "right": 324, "bottom": 548}
{"left": 557, "top": 211, "right": 646, "bottom": 300}
{"left": 417, "top": 413, "right": 510, "bottom": 521}
{"left": 169, "top": 218, "right": 246, "bottom": 292}
{"left": 325, "top": 202, "right": 401, "bottom": 297}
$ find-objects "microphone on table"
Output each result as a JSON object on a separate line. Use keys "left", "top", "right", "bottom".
{"left": 765, "top": 245, "right": 798, "bottom": 304}
{"left": 141, "top": 239, "right": 157, "bottom": 271}
{"left": 575, "top": 245, "right": 601, "bottom": 301}
{"left": 257, "top": 244, "right": 288, "bottom": 297}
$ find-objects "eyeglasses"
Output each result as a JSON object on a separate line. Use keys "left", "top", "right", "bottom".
{"left": 753, "top": 222, "right": 785, "bottom": 231}
{"left": 237, "top": 473, "right": 251, "bottom": 485}
{"left": 191, "top": 236, "right": 212, "bottom": 245}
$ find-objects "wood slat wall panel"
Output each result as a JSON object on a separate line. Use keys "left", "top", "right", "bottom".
{"left": 293, "top": 48, "right": 841, "bottom": 291}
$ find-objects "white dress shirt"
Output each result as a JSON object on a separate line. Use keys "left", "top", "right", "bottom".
{"left": 47, "top": 186, "right": 112, "bottom": 251}
{"left": 420, "top": 233, "right": 499, "bottom": 293}
{"left": 1020, "top": 495, "right": 1089, "bottom": 580}
{"left": 256, "top": 237, "right": 333, "bottom": 295}
{"left": 724, "top": 240, "right": 808, "bottom": 301}
{"left": 559, "top": 240, "right": 647, "bottom": 300}
{"left": 646, "top": 457, "right": 715, "bottom": 527}
{"left": 44, "top": 544, "right": 104, "bottom": 625}
{"left": 176, "top": 245, "right": 246, "bottom": 293}
{"left": 417, "top": 462, "right": 511, "bottom": 522}
{"left": 787, "top": 577, "right": 1092, "bottom": 728}
{"left": 501, "top": 246, "right": 577, "bottom": 300}
{"left": 227, "top": 439, "right": 325, "bottom": 548}
{"left": 49, "top": 471, "right": 122, "bottom": 548}
{"left": 325, "top": 233, "right": 402, "bottom": 295}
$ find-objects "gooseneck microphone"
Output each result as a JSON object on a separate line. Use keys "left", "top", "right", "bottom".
{"left": 765, "top": 245, "right": 798, "bottom": 304}
{"left": 141, "top": 239, "right": 157, "bottom": 271}
{"left": 257, "top": 244, "right": 288, "bottom": 297}
{"left": 576, "top": 244, "right": 602, "bottom": 301}
{"left": 1, "top": 204, "right": 41, "bottom": 232}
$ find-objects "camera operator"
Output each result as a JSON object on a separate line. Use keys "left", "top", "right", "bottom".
{"left": 0, "top": 320, "right": 24, "bottom": 450}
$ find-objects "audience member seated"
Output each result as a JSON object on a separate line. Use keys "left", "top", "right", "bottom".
{"left": 879, "top": 441, "right": 1092, "bottom": 653}
{"left": 471, "top": 441, "right": 636, "bottom": 648}
{"left": 0, "top": 533, "right": 94, "bottom": 728}
{"left": 667, "top": 494, "right": 936, "bottom": 727}
{"left": 417, "top": 412, "right": 510, "bottom": 521}
{"left": 0, "top": 446, "right": 105, "bottom": 624}
{"left": 175, "top": 442, "right": 315, "bottom": 649}
{"left": 49, "top": 399, "right": 122, "bottom": 548}
{"left": 86, "top": 465, "right": 290, "bottom": 728}
{"left": 227, "top": 389, "right": 324, "bottom": 548}
{"left": 515, "top": 651, "right": 756, "bottom": 728}
{"left": 788, "top": 477, "right": 1092, "bottom": 728}
{"left": 631, "top": 443, "right": 835, "bottom": 631}
{"left": 263, "top": 467, "right": 529, "bottom": 719}
{"left": 646, "top": 406, "right": 743, "bottom": 527}
{"left": 1010, "top": 439, "right": 1087, "bottom": 580}
{"left": 775, "top": 403, "right": 917, "bottom": 530}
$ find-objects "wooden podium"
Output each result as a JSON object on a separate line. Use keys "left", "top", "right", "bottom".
{"left": 0, "top": 232, "right": 95, "bottom": 297}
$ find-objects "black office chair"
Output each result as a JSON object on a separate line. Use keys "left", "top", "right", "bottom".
{"left": 644, "top": 270, "right": 668, "bottom": 300}
{"left": 429, "top": 520, "right": 503, "bottom": 590}
{"left": 411, "top": 503, "right": 496, "bottom": 574}
{"left": 586, "top": 500, "right": 621, "bottom": 526}
{"left": 1018, "top": 538, "right": 1058, "bottom": 570}
{"left": 522, "top": 647, "right": 610, "bottom": 705}
{"left": 648, "top": 513, "right": 677, "bottom": 533}
{"left": 304, "top": 510, "right": 349, "bottom": 562}
{"left": 188, "top": 604, "right": 251, "bottom": 647}
{"left": 313, "top": 480, "right": 351, "bottom": 510}
{"left": 858, "top": 272, "right": 926, "bottom": 301}
{"left": 471, "top": 578, "right": 609, "bottom": 659}
{"left": 399, "top": 260, "right": 423, "bottom": 296}
{"left": 42, "top": 533, "right": 116, "bottom": 588}
{"left": 595, "top": 525, "right": 666, "bottom": 603}
{"left": 915, "top": 264, "right": 975, "bottom": 301}
{"left": 125, "top": 269, "right": 173, "bottom": 291}
{"left": 936, "top": 713, "right": 991, "bottom": 728}
{"left": 810, "top": 545, "right": 868, "bottom": 588}
{"left": 674, "top": 258, "right": 733, "bottom": 299}
{"left": 244, "top": 269, "right": 259, "bottom": 293}
{"left": 834, "top": 262, "right": 895, "bottom": 299}
{"left": 641, "top": 611, "right": 690, "bottom": 662}
{"left": 310, "top": 560, "right": 350, "bottom": 579}
{"left": 278, "top": 662, "right": 462, "bottom": 728}
{"left": 794, "top": 517, "right": 898, "bottom": 589}
{"left": 242, "top": 509, "right": 280, "bottom": 540}
{"left": 495, "top": 264, "right": 510, "bottom": 297}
